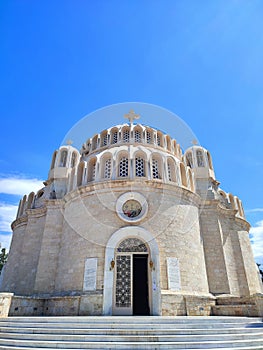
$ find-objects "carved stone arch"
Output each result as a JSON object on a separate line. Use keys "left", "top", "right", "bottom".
{"left": 103, "top": 226, "right": 161, "bottom": 316}
{"left": 180, "top": 162, "right": 187, "bottom": 187}
{"left": 50, "top": 150, "right": 57, "bottom": 170}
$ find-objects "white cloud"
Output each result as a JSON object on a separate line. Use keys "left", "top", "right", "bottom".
{"left": 246, "top": 208, "right": 263, "bottom": 213}
{"left": 0, "top": 203, "right": 18, "bottom": 232}
{"left": 250, "top": 220, "right": 263, "bottom": 265}
{"left": 0, "top": 233, "right": 12, "bottom": 252}
{"left": 0, "top": 177, "right": 43, "bottom": 196}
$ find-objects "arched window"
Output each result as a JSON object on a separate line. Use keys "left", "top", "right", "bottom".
{"left": 152, "top": 156, "right": 162, "bottom": 179}
{"left": 146, "top": 130, "right": 152, "bottom": 144}
{"left": 50, "top": 151, "right": 57, "bottom": 170}
{"left": 167, "top": 158, "right": 176, "bottom": 182}
{"left": 134, "top": 129, "right": 142, "bottom": 143}
{"left": 101, "top": 132, "right": 109, "bottom": 147}
{"left": 77, "top": 162, "right": 85, "bottom": 187}
{"left": 87, "top": 158, "right": 96, "bottom": 182}
{"left": 117, "top": 238, "right": 148, "bottom": 252}
{"left": 196, "top": 150, "right": 205, "bottom": 167}
{"left": 185, "top": 152, "right": 193, "bottom": 168}
{"left": 122, "top": 128, "right": 130, "bottom": 143}
{"left": 135, "top": 155, "right": 145, "bottom": 177}
{"left": 104, "top": 158, "right": 112, "bottom": 179}
{"left": 118, "top": 155, "right": 129, "bottom": 177}
{"left": 71, "top": 152, "right": 77, "bottom": 168}
{"left": 59, "top": 150, "right": 68, "bottom": 167}
{"left": 92, "top": 136, "right": 98, "bottom": 150}
{"left": 180, "top": 163, "right": 187, "bottom": 187}
{"left": 228, "top": 194, "right": 236, "bottom": 210}
{"left": 111, "top": 128, "right": 119, "bottom": 144}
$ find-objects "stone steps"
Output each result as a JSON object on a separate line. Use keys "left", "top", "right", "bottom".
{"left": 0, "top": 316, "right": 262, "bottom": 349}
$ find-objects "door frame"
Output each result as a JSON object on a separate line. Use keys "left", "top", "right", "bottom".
{"left": 103, "top": 226, "right": 161, "bottom": 316}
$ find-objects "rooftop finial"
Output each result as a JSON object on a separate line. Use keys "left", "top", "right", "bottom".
{"left": 66, "top": 139, "right": 73, "bottom": 145}
{"left": 124, "top": 110, "right": 140, "bottom": 126}
{"left": 191, "top": 139, "right": 198, "bottom": 145}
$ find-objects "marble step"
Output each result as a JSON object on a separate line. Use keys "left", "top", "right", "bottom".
{"left": 0, "top": 331, "right": 262, "bottom": 342}
{"left": 0, "top": 338, "right": 263, "bottom": 349}
{"left": 0, "top": 326, "right": 262, "bottom": 335}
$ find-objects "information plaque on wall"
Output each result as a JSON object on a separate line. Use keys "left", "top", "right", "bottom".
{"left": 167, "top": 257, "right": 181, "bottom": 291}
{"left": 83, "top": 258, "right": 97, "bottom": 291}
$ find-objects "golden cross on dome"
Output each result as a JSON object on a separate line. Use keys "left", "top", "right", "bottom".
{"left": 66, "top": 139, "right": 73, "bottom": 145}
{"left": 191, "top": 139, "right": 198, "bottom": 145}
{"left": 124, "top": 110, "right": 140, "bottom": 126}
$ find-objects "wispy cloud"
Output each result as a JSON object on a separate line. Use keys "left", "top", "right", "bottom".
{"left": 246, "top": 208, "right": 263, "bottom": 213}
{"left": 250, "top": 220, "right": 263, "bottom": 265}
{"left": 0, "top": 176, "right": 43, "bottom": 196}
{"left": 0, "top": 233, "right": 12, "bottom": 251}
{"left": 0, "top": 203, "right": 18, "bottom": 232}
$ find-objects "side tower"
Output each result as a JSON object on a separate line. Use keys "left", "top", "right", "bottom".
{"left": 185, "top": 145, "right": 263, "bottom": 315}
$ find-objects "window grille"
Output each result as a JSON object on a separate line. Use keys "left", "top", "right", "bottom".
{"left": 117, "top": 238, "right": 147, "bottom": 252}
{"left": 115, "top": 255, "right": 131, "bottom": 307}
{"left": 168, "top": 162, "right": 172, "bottom": 181}
{"left": 157, "top": 134, "right": 161, "bottom": 146}
{"left": 152, "top": 158, "right": 160, "bottom": 179}
{"left": 104, "top": 158, "right": 112, "bottom": 179}
{"left": 119, "top": 157, "right": 129, "bottom": 177}
{"left": 134, "top": 130, "right": 141, "bottom": 143}
{"left": 112, "top": 131, "right": 118, "bottom": 144}
{"left": 135, "top": 157, "right": 145, "bottom": 177}
{"left": 123, "top": 130, "right": 130, "bottom": 143}
{"left": 102, "top": 134, "right": 108, "bottom": 146}
{"left": 91, "top": 163, "right": 96, "bottom": 181}
{"left": 146, "top": 131, "right": 152, "bottom": 144}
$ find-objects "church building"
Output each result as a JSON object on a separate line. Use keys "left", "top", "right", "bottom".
{"left": 1, "top": 109, "right": 262, "bottom": 317}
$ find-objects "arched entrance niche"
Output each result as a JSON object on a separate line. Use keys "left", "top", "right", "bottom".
{"left": 103, "top": 226, "right": 161, "bottom": 316}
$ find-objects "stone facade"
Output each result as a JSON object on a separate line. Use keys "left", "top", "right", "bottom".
{"left": 1, "top": 119, "right": 262, "bottom": 317}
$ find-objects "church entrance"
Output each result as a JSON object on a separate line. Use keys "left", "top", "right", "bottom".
{"left": 113, "top": 238, "right": 150, "bottom": 316}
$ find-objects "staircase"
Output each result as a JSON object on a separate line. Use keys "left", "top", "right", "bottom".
{"left": 0, "top": 316, "right": 262, "bottom": 349}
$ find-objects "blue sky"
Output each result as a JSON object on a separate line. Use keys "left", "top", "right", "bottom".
{"left": 0, "top": 1, "right": 262, "bottom": 265}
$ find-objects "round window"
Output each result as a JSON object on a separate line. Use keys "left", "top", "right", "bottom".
{"left": 116, "top": 192, "right": 148, "bottom": 223}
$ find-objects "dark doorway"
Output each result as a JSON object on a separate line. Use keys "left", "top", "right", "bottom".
{"left": 133, "top": 254, "right": 150, "bottom": 315}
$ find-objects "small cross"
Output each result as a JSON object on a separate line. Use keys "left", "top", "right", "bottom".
{"left": 191, "top": 139, "right": 198, "bottom": 145}
{"left": 124, "top": 110, "right": 140, "bottom": 126}
{"left": 66, "top": 139, "right": 73, "bottom": 145}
